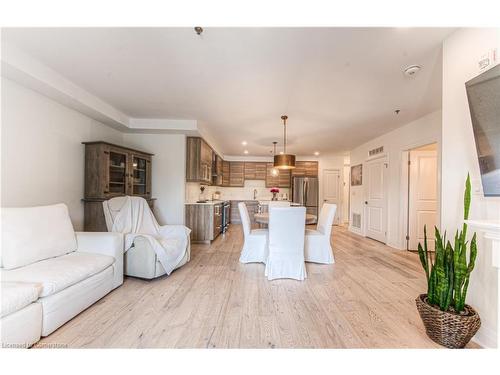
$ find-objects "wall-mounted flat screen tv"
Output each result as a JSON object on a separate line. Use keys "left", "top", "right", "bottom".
{"left": 465, "top": 64, "right": 500, "bottom": 197}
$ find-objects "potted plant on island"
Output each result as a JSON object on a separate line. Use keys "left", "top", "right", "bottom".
{"left": 415, "top": 174, "right": 481, "bottom": 348}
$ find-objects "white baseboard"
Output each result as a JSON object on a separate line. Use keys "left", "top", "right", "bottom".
{"left": 348, "top": 226, "right": 362, "bottom": 235}
{"left": 472, "top": 323, "right": 497, "bottom": 349}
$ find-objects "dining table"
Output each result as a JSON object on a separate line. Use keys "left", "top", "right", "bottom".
{"left": 254, "top": 212, "right": 317, "bottom": 225}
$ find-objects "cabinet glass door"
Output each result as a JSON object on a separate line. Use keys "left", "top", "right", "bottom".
{"left": 108, "top": 151, "right": 127, "bottom": 195}
{"left": 133, "top": 156, "right": 148, "bottom": 196}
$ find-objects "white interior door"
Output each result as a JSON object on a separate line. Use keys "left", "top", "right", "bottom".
{"left": 323, "top": 169, "right": 341, "bottom": 224}
{"left": 408, "top": 150, "right": 438, "bottom": 250}
{"left": 343, "top": 165, "right": 350, "bottom": 224}
{"left": 365, "top": 157, "right": 387, "bottom": 243}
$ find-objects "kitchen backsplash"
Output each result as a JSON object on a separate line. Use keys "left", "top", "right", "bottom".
{"left": 186, "top": 180, "right": 290, "bottom": 202}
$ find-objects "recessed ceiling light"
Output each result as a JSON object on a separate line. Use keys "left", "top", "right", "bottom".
{"left": 244, "top": 150, "right": 249, "bottom": 154}
{"left": 241, "top": 141, "right": 247, "bottom": 146}
{"left": 314, "top": 151, "right": 320, "bottom": 156}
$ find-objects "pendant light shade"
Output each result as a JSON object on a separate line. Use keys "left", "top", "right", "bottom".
{"left": 274, "top": 115, "right": 296, "bottom": 170}
{"left": 274, "top": 154, "right": 296, "bottom": 170}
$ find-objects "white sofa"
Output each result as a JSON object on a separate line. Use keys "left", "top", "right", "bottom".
{"left": 1, "top": 203, "right": 123, "bottom": 347}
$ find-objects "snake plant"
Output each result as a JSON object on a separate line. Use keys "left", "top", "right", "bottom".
{"left": 417, "top": 174, "right": 477, "bottom": 313}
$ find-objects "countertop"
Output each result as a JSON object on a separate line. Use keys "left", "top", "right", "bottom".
{"left": 185, "top": 199, "right": 293, "bottom": 205}
{"left": 185, "top": 200, "right": 229, "bottom": 205}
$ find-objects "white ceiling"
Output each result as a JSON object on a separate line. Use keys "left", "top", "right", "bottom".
{"left": 2, "top": 27, "right": 453, "bottom": 156}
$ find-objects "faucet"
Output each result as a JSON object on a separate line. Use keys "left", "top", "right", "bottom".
{"left": 253, "top": 189, "right": 258, "bottom": 200}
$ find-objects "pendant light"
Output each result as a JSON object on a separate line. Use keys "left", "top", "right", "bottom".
{"left": 274, "top": 115, "right": 296, "bottom": 169}
{"left": 271, "top": 141, "right": 280, "bottom": 177}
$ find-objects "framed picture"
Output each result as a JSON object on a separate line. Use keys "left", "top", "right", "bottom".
{"left": 351, "top": 164, "right": 362, "bottom": 186}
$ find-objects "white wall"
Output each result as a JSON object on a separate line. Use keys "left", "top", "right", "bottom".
{"left": 349, "top": 110, "right": 442, "bottom": 249}
{"left": 441, "top": 28, "right": 500, "bottom": 348}
{"left": 122, "top": 133, "right": 186, "bottom": 225}
{"left": 1, "top": 78, "right": 124, "bottom": 230}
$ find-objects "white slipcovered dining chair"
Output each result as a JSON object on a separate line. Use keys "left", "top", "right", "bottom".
{"left": 265, "top": 206, "right": 307, "bottom": 281}
{"left": 304, "top": 203, "right": 337, "bottom": 264}
{"left": 238, "top": 202, "right": 268, "bottom": 263}
{"left": 268, "top": 201, "right": 291, "bottom": 207}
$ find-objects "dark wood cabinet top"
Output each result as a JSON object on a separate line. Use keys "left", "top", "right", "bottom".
{"left": 82, "top": 141, "right": 154, "bottom": 156}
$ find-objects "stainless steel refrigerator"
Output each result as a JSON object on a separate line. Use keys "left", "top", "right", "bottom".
{"left": 292, "top": 177, "right": 318, "bottom": 223}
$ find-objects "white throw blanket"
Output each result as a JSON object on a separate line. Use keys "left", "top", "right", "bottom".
{"left": 102, "top": 196, "right": 191, "bottom": 275}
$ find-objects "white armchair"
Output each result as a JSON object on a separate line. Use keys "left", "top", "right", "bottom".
{"left": 304, "top": 203, "right": 337, "bottom": 264}
{"left": 238, "top": 202, "right": 268, "bottom": 264}
{"left": 265, "top": 206, "right": 307, "bottom": 280}
{"left": 102, "top": 196, "right": 191, "bottom": 279}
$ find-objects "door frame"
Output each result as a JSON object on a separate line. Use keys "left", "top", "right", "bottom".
{"left": 400, "top": 141, "right": 441, "bottom": 250}
{"left": 362, "top": 154, "right": 388, "bottom": 242}
{"left": 322, "top": 168, "right": 342, "bottom": 225}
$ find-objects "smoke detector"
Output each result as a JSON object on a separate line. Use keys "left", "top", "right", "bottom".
{"left": 404, "top": 65, "right": 421, "bottom": 77}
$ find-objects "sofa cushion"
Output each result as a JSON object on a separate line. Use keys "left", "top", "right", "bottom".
{"left": 1, "top": 252, "right": 114, "bottom": 297}
{"left": 1, "top": 203, "right": 77, "bottom": 269}
{"left": 0, "top": 282, "right": 42, "bottom": 318}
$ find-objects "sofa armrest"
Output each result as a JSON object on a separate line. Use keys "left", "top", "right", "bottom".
{"left": 75, "top": 232, "right": 124, "bottom": 289}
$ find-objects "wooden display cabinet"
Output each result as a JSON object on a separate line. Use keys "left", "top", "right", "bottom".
{"left": 82, "top": 141, "right": 154, "bottom": 231}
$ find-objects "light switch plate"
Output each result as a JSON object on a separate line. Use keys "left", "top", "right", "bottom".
{"left": 471, "top": 178, "right": 483, "bottom": 196}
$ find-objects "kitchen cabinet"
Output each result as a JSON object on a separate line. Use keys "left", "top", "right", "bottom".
{"left": 82, "top": 141, "right": 154, "bottom": 231}
{"left": 255, "top": 162, "right": 267, "bottom": 180}
{"left": 212, "top": 153, "right": 223, "bottom": 186}
{"left": 230, "top": 200, "right": 259, "bottom": 224}
{"left": 265, "top": 163, "right": 291, "bottom": 188}
{"left": 186, "top": 137, "right": 213, "bottom": 184}
{"left": 222, "top": 160, "right": 230, "bottom": 187}
{"left": 185, "top": 203, "right": 223, "bottom": 242}
{"left": 291, "top": 161, "right": 318, "bottom": 177}
{"left": 229, "top": 162, "right": 245, "bottom": 187}
{"left": 244, "top": 162, "right": 256, "bottom": 180}
{"left": 244, "top": 162, "right": 266, "bottom": 180}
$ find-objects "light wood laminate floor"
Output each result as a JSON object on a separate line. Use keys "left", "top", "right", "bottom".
{"left": 36, "top": 225, "right": 479, "bottom": 348}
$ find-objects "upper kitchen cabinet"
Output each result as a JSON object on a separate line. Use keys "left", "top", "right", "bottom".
{"left": 278, "top": 168, "right": 291, "bottom": 187}
{"left": 83, "top": 141, "right": 153, "bottom": 199}
{"left": 244, "top": 162, "right": 266, "bottom": 180}
{"left": 229, "top": 162, "right": 245, "bottom": 187}
{"left": 186, "top": 137, "right": 213, "bottom": 184}
{"left": 244, "top": 162, "right": 256, "bottom": 180}
{"left": 265, "top": 163, "right": 291, "bottom": 188}
{"left": 291, "top": 161, "right": 319, "bottom": 177}
{"left": 212, "top": 153, "right": 223, "bottom": 186}
{"left": 222, "top": 160, "right": 230, "bottom": 187}
{"left": 255, "top": 162, "right": 267, "bottom": 180}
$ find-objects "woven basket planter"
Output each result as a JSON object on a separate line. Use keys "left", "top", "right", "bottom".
{"left": 415, "top": 294, "right": 481, "bottom": 348}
